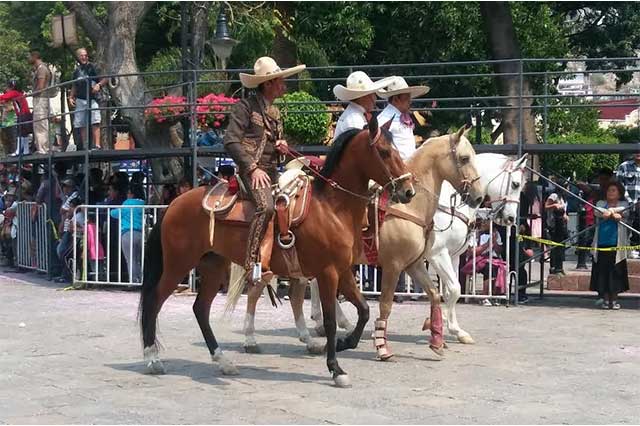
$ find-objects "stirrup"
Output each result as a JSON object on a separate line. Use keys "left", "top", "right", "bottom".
{"left": 372, "top": 319, "right": 393, "bottom": 361}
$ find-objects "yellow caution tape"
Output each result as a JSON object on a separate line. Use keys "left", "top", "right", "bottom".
{"left": 518, "top": 234, "right": 640, "bottom": 252}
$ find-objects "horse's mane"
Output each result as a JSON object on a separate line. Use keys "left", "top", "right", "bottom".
{"left": 314, "top": 128, "right": 361, "bottom": 190}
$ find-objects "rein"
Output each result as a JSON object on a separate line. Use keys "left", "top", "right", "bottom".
{"left": 281, "top": 132, "right": 412, "bottom": 202}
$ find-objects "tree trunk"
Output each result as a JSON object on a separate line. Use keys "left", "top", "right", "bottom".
{"left": 67, "top": 1, "right": 184, "bottom": 182}
{"left": 479, "top": 2, "right": 537, "bottom": 148}
{"left": 272, "top": 2, "right": 299, "bottom": 90}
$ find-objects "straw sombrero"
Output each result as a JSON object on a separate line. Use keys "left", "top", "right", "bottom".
{"left": 377, "top": 76, "right": 429, "bottom": 99}
{"left": 333, "top": 71, "right": 393, "bottom": 101}
{"left": 239, "top": 57, "right": 306, "bottom": 89}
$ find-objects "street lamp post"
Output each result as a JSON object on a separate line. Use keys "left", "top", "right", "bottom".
{"left": 211, "top": 7, "right": 237, "bottom": 70}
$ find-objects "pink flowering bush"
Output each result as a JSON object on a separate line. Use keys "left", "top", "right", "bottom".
{"left": 196, "top": 93, "right": 238, "bottom": 129}
{"left": 144, "top": 96, "right": 187, "bottom": 124}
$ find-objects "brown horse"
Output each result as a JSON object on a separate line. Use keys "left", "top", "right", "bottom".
{"left": 139, "top": 116, "right": 415, "bottom": 387}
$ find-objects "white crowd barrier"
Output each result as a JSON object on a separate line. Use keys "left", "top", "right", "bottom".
{"left": 71, "top": 204, "right": 195, "bottom": 288}
{"left": 355, "top": 222, "right": 512, "bottom": 302}
{"left": 16, "top": 202, "right": 49, "bottom": 273}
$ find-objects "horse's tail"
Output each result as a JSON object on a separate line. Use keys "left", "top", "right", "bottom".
{"left": 138, "top": 216, "right": 164, "bottom": 346}
{"left": 224, "top": 262, "right": 247, "bottom": 315}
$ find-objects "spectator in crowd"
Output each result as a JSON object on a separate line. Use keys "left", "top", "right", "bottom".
{"left": 28, "top": 51, "right": 51, "bottom": 154}
{"left": 545, "top": 183, "right": 569, "bottom": 275}
{"left": 59, "top": 177, "right": 79, "bottom": 224}
{"left": 110, "top": 184, "right": 145, "bottom": 283}
{"left": 590, "top": 180, "right": 630, "bottom": 310}
{"left": 595, "top": 167, "right": 613, "bottom": 202}
{"left": 1, "top": 186, "right": 18, "bottom": 269}
{"left": 68, "top": 48, "right": 107, "bottom": 150}
{"left": 520, "top": 181, "right": 542, "bottom": 240}
{"left": 35, "top": 166, "right": 63, "bottom": 279}
{"left": 461, "top": 218, "right": 506, "bottom": 306}
{"left": 55, "top": 196, "right": 83, "bottom": 284}
{"left": 616, "top": 152, "right": 640, "bottom": 258}
{"left": 509, "top": 221, "right": 535, "bottom": 304}
{"left": 161, "top": 183, "right": 177, "bottom": 205}
{"left": 88, "top": 167, "right": 105, "bottom": 205}
{"left": 178, "top": 177, "right": 193, "bottom": 195}
{"left": 0, "top": 79, "right": 32, "bottom": 156}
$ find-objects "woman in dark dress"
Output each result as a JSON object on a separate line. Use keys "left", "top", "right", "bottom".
{"left": 589, "top": 180, "right": 630, "bottom": 310}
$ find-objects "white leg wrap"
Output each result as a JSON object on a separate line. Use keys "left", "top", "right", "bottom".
{"left": 212, "top": 348, "right": 239, "bottom": 375}
{"left": 295, "top": 315, "right": 311, "bottom": 343}
{"left": 243, "top": 313, "right": 258, "bottom": 347}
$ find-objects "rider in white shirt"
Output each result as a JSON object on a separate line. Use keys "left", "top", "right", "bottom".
{"left": 333, "top": 71, "right": 391, "bottom": 141}
{"left": 377, "top": 76, "right": 430, "bottom": 161}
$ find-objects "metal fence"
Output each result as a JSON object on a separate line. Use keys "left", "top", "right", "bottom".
{"left": 16, "top": 202, "right": 49, "bottom": 273}
{"left": 71, "top": 204, "right": 181, "bottom": 287}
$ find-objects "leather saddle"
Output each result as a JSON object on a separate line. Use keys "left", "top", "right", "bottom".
{"left": 202, "top": 169, "right": 313, "bottom": 234}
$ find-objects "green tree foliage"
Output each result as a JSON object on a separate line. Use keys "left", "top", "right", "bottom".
{"left": 0, "top": 28, "right": 31, "bottom": 85}
{"left": 277, "top": 91, "right": 331, "bottom": 145}
{"left": 542, "top": 132, "right": 619, "bottom": 181}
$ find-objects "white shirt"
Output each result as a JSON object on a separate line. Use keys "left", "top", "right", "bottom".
{"left": 377, "top": 104, "right": 416, "bottom": 161}
{"left": 334, "top": 102, "right": 367, "bottom": 141}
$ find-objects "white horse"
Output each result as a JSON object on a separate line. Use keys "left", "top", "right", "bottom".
{"left": 237, "top": 152, "right": 525, "bottom": 355}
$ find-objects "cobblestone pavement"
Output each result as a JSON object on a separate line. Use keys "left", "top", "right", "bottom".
{"left": 2, "top": 272, "right": 640, "bottom": 424}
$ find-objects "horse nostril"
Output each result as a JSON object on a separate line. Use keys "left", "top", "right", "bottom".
{"left": 406, "top": 189, "right": 415, "bottom": 199}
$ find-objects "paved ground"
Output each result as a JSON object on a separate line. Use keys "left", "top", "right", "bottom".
{"left": 2, "top": 272, "right": 640, "bottom": 424}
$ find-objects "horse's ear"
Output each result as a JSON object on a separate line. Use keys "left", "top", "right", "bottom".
{"left": 454, "top": 124, "right": 470, "bottom": 145}
{"left": 381, "top": 115, "right": 394, "bottom": 131}
{"left": 368, "top": 114, "right": 379, "bottom": 142}
{"left": 514, "top": 154, "right": 528, "bottom": 169}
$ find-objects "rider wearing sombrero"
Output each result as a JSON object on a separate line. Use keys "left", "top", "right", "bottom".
{"left": 223, "top": 57, "right": 305, "bottom": 284}
{"left": 376, "top": 76, "right": 430, "bottom": 161}
{"left": 333, "top": 71, "right": 391, "bottom": 140}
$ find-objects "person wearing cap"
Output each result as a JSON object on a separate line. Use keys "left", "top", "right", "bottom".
{"left": 223, "top": 56, "right": 305, "bottom": 283}
{"left": 59, "top": 177, "right": 79, "bottom": 232}
{"left": 376, "top": 76, "right": 430, "bottom": 161}
{"left": 333, "top": 71, "right": 391, "bottom": 141}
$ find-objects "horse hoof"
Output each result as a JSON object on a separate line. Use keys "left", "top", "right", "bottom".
{"left": 458, "top": 335, "right": 475, "bottom": 344}
{"left": 443, "top": 342, "right": 449, "bottom": 349}
{"left": 244, "top": 344, "right": 262, "bottom": 354}
{"left": 146, "top": 360, "right": 166, "bottom": 375}
{"left": 333, "top": 374, "right": 352, "bottom": 388}
{"left": 220, "top": 364, "right": 240, "bottom": 376}
{"left": 306, "top": 341, "right": 326, "bottom": 355}
{"left": 314, "top": 325, "right": 326, "bottom": 337}
{"left": 376, "top": 354, "right": 395, "bottom": 362}
{"left": 429, "top": 344, "right": 445, "bottom": 358}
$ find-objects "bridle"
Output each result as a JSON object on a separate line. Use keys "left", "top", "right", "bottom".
{"left": 448, "top": 134, "right": 481, "bottom": 204}
{"left": 484, "top": 158, "right": 525, "bottom": 217}
{"left": 369, "top": 127, "right": 413, "bottom": 198}
{"left": 282, "top": 128, "right": 412, "bottom": 202}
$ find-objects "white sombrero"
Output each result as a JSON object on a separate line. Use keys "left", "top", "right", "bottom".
{"left": 377, "top": 76, "right": 429, "bottom": 99}
{"left": 333, "top": 71, "right": 393, "bottom": 101}
{"left": 239, "top": 57, "right": 306, "bottom": 89}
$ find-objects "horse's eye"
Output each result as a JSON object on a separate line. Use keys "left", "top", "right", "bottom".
{"left": 378, "top": 147, "right": 391, "bottom": 159}
{"left": 512, "top": 181, "right": 520, "bottom": 189}
{"left": 459, "top": 156, "right": 469, "bottom": 164}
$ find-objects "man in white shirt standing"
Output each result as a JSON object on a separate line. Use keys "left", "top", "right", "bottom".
{"left": 377, "top": 76, "right": 429, "bottom": 161}
{"left": 333, "top": 71, "right": 391, "bottom": 141}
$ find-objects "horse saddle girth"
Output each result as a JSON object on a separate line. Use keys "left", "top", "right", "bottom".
{"left": 201, "top": 173, "right": 313, "bottom": 230}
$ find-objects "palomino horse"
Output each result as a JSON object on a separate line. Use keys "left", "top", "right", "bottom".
{"left": 238, "top": 127, "right": 485, "bottom": 356}
{"left": 307, "top": 153, "right": 528, "bottom": 350}
{"left": 139, "top": 116, "right": 415, "bottom": 387}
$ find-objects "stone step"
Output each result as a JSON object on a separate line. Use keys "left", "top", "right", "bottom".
{"left": 547, "top": 270, "right": 640, "bottom": 293}
{"left": 627, "top": 259, "right": 640, "bottom": 276}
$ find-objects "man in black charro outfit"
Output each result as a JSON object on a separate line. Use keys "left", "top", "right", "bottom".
{"left": 223, "top": 57, "right": 305, "bottom": 284}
